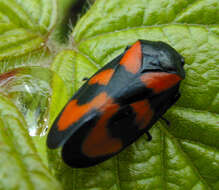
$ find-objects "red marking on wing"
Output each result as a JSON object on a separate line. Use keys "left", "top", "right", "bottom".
{"left": 119, "top": 41, "right": 142, "bottom": 74}
{"left": 58, "top": 92, "right": 112, "bottom": 131}
{"left": 131, "top": 100, "right": 153, "bottom": 129}
{"left": 89, "top": 69, "right": 114, "bottom": 85}
{"left": 141, "top": 72, "right": 182, "bottom": 93}
{"left": 82, "top": 102, "right": 122, "bottom": 158}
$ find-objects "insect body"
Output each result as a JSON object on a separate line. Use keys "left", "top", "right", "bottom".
{"left": 47, "top": 40, "right": 185, "bottom": 168}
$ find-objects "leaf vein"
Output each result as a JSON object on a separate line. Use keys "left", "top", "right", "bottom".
{"left": 114, "top": 156, "right": 122, "bottom": 190}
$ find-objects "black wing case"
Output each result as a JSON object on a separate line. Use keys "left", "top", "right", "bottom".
{"left": 47, "top": 53, "right": 125, "bottom": 149}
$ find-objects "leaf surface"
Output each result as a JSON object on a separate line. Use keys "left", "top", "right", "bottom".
{"left": 0, "top": 0, "right": 57, "bottom": 60}
{"left": 0, "top": 94, "right": 63, "bottom": 190}
{"left": 48, "top": 0, "right": 219, "bottom": 189}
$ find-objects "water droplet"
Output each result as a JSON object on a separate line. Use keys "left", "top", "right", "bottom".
{"left": 0, "top": 66, "right": 67, "bottom": 136}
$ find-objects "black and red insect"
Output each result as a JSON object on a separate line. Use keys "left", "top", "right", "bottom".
{"left": 47, "top": 40, "right": 185, "bottom": 168}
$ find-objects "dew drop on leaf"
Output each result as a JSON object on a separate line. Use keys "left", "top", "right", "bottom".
{"left": 0, "top": 66, "right": 67, "bottom": 136}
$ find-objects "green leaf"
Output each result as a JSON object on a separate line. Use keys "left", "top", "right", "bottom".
{"left": 73, "top": 0, "right": 219, "bottom": 42}
{"left": 0, "top": 0, "right": 57, "bottom": 60}
{"left": 53, "top": 0, "right": 78, "bottom": 42}
{"left": 0, "top": 66, "right": 68, "bottom": 167}
{"left": 49, "top": 0, "right": 219, "bottom": 190}
{"left": 51, "top": 50, "right": 99, "bottom": 96}
{"left": 0, "top": 94, "right": 63, "bottom": 190}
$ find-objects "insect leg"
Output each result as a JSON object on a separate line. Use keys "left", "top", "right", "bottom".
{"left": 160, "top": 116, "right": 170, "bottom": 126}
{"left": 125, "top": 45, "right": 131, "bottom": 51}
{"left": 145, "top": 131, "right": 152, "bottom": 141}
{"left": 159, "top": 93, "right": 181, "bottom": 126}
{"left": 82, "top": 77, "right": 89, "bottom": 81}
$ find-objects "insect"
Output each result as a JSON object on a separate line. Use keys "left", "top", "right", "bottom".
{"left": 47, "top": 40, "right": 185, "bottom": 168}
